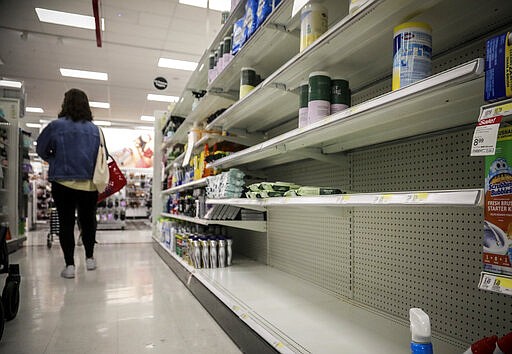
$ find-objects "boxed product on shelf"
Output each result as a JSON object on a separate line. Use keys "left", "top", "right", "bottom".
{"left": 206, "top": 169, "right": 245, "bottom": 199}
{"left": 484, "top": 31, "right": 512, "bottom": 102}
{"left": 483, "top": 126, "right": 512, "bottom": 276}
{"left": 232, "top": 17, "right": 245, "bottom": 55}
{"left": 256, "top": 0, "right": 281, "bottom": 27}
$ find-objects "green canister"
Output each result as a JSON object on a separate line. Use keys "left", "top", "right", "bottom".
{"left": 223, "top": 36, "right": 233, "bottom": 68}
{"left": 240, "top": 67, "right": 257, "bottom": 99}
{"left": 299, "top": 82, "right": 309, "bottom": 128}
{"left": 331, "top": 79, "right": 351, "bottom": 114}
{"left": 308, "top": 71, "right": 331, "bottom": 123}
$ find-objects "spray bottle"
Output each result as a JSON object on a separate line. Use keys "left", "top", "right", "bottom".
{"left": 409, "top": 308, "right": 433, "bottom": 354}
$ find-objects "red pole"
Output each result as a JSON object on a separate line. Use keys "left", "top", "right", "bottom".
{"left": 92, "top": 0, "right": 102, "bottom": 47}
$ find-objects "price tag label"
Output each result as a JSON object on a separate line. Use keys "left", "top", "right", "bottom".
{"left": 479, "top": 273, "right": 512, "bottom": 295}
{"left": 374, "top": 194, "right": 393, "bottom": 204}
{"left": 470, "top": 115, "right": 502, "bottom": 156}
{"left": 341, "top": 195, "right": 351, "bottom": 204}
{"left": 406, "top": 193, "right": 429, "bottom": 203}
{"left": 481, "top": 102, "right": 512, "bottom": 119}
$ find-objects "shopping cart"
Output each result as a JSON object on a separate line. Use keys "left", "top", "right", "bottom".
{"left": 0, "top": 225, "right": 21, "bottom": 341}
{"left": 47, "top": 207, "right": 59, "bottom": 249}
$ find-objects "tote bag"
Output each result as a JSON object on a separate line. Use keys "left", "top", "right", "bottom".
{"left": 97, "top": 159, "right": 127, "bottom": 202}
{"left": 93, "top": 127, "right": 109, "bottom": 193}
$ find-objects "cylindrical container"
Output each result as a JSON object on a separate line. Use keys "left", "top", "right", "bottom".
{"left": 209, "top": 239, "right": 218, "bottom": 268}
{"left": 218, "top": 238, "right": 226, "bottom": 267}
{"left": 331, "top": 79, "right": 351, "bottom": 114}
{"left": 201, "top": 239, "right": 210, "bottom": 268}
{"left": 308, "top": 71, "right": 331, "bottom": 123}
{"left": 298, "top": 82, "right": 309, "bottom": 128}
{"left": 193, "top": 239, "right": 202, "bottom": 268}
{"left": 240, "top": 67, "right": 257, "bottom": 99}
{"left": 300, "top": 2, "right": 328, "bottom": 52}
{"left": 226, "top": 238, "right": 233, "bottom": 266}
{"left": 392, "top": 22, "right": 432, "bottom": 91}
{"left": 221, "top": 11, "right": 230, "bottom": 24}
{"left": 223, "top": 36, "right": 233, "bottom": 67}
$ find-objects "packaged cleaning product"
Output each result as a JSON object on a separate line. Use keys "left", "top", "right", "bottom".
{"left": 484, "top": 126, "right": 512, "bottom": 276}
{"left": 243, "top": 0, "right": 259, "bottom": 43}
{"left": 256, "top": 0, "right": 281, "bottom": 28}
{"left": 232, "top": 17, "right": 245, "bottom": 55}
{"left": 484, "top": 32, "right": 512, "bottom": 102}
{"left": 392, "top": 22, "right": 432, "bottom": 91}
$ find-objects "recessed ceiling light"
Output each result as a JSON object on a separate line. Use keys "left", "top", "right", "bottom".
{"left": 93, "top": 120, "right": 111, "bottom": 126}
{"left": 26, "top": 107, "right": 44, "bottom": 113}
{"left": 140, "top": 115, "right": 155, "bottom": 122}
{"left": 60, "top": 68, "right": 108, "bottom": 81}
{"left": 0, "top": 79, "right": 22, "bottom": 88}
{"left": 26, "top": 123, "right": 42, "bottom": 128}
{"left": 179, "top": 0, "right": 230, "bottom": 11}
{"left": 147, "top": 94, "right": 179, "bottom": 103}
{"left": 158, "top": 58, "right": 197, "bottom": 71}
{"left": 89, "top": 101, "right": 110, "bottom": 109}
{"left": 35, "top": 8, "right": 105, "bottom": 31}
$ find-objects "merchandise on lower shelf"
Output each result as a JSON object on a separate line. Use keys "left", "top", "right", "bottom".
{"left": 206, "top": 168, "right": 245, "bottom": 199}
{"left": 158, "top": 218, "right": 233, "bottom": 269}
{"left": 246, "top": 181, "right": 345, "bottom": 198}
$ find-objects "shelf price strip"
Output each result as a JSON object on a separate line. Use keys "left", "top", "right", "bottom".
{"left": 478, "top": 272, "right": 512, "bottom": 296}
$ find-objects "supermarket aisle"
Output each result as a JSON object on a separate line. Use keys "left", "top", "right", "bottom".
{"left": 0, "top": 238, "right": 241, "bottom": 354}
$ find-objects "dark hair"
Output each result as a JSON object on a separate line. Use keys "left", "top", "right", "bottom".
{"left": 58, "top": 88, "right": 93, "bottom": 122}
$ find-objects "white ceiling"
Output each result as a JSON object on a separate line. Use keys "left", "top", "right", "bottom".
{"left": 0, "top": 0, "right": 223, "bottom": 131}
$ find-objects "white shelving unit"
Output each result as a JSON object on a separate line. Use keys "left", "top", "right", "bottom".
{"left": 207, "top": 189, "right": 484, "bottom": 210}
{"left": 161, "top": 177, "right": 209, "bottom": 195}
{"left": 153, "top": 0, "right": 512, "bottom": 351}
{"left": 160, "top": 212, "right": 266, "bottom": 232}
{"left": 154, "top": 237, "right": 462, "bottom": 353}
{"left": 209, "top": 59, "right": 484, "bottom": 169}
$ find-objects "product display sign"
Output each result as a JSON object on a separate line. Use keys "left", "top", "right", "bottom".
{"left": 153, "top": 77, "right": 168, "bottom": 90}
{"left": 102, "top": 128, "right": 154, "bottom": 169}
{"left": 470, "top": 115, "right": 502, "bottom": 156}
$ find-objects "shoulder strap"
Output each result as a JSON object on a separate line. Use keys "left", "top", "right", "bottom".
{"left": 97, "top": 126, "right": 109, "bottom": 158}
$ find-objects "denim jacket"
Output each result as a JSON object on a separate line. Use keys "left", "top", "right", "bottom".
{"left": 36, "top": 117, "right": 100, "bottom": 181}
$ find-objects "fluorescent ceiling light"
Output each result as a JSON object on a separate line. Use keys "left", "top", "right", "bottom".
{"left": 89, "top": 101, "right": 110, "bottom": 109}
{"left": 0, "top": 79, "right": 22, "bottom": 88}
{"left": 26, "top": 123, "right": 42, "bottom": 128}
{"left": 140, "top": 115, "right": 155, "bottom": 122}
{"left": 147, "top": 94, "right": 179, "bottom": 103}
{"left": 60, "top": 68, "right": 108, "bottom": 81}
{"left": 158, "top": 58, "right": 197, "bottom": 71}
{"left": 179, "top": 0, "right": 230, "bottom": 11}
{"left": 93, "top": 120, "right": 111, "bottom": 126}
{"left": 26, "top": 107, "right": 44, "bottom": 113}
{"left": 33, "top": 141, "right": 37, "bottom": 146}
{"left": 35, "top": 8, "right": 105, "bottom": 31}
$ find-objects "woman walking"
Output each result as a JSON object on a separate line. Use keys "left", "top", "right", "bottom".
{"left": 36, "top": 88, "right": 100, "bottom": 278}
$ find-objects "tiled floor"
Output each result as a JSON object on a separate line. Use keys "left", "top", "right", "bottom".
{"left": 1, "top": 228, "right": 241, "bottom": 354}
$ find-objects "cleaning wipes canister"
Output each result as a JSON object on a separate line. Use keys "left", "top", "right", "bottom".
{"left": 298, "top": 82, "right": 309, "bottom": 128}
{"left": 484, "top": 126, "right": 512, "bottom": 276}
{"left": 392, "top": 22, "right": 432, "bottom": 91}
{"left": 331, "top": 79, "right": 351, "bottom": 114}
{"left": 308, "top": 71, "right": 331, "bottom": 124}
{"left": 300, "top": 2, "right": 328, "bottom": 52}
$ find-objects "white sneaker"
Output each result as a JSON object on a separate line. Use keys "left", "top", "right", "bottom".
{"left": 61, "top": 265, "right": 75, "bottom": 279}
{"left": 86, "top": 258, "right": 96, "bottom": 270}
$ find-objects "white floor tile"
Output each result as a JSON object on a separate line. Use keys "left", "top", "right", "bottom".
{"left": 1, "top": 230, "right": 240, "bottom": 354}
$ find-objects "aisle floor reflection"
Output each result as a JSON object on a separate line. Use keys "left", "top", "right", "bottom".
{"left": 1, "top": 237, "right": 241, "bottom": 354}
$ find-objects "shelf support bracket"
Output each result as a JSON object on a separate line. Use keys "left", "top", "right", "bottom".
{"left": 269, "top": 82, "right": 287, "bottom": 91}
{"left": 224, "top": 128, "right": 267, "bottom": 146}
{"left": 208, "top": 88, "right": 239, "bottom": 100}
{"left": 266, "top": 23, "right": 299, "bottom": 37}
{"left": 290, "top": 148, "right": 348, "bottom": 166}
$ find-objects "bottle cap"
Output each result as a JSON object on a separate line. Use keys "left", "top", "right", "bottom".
{"left": 409, "top": 308, "right": 431, "bottom": 343}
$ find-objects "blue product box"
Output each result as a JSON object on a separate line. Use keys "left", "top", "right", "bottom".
{"left": 485, "top": 32, "right": 512, "bottom": 102}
